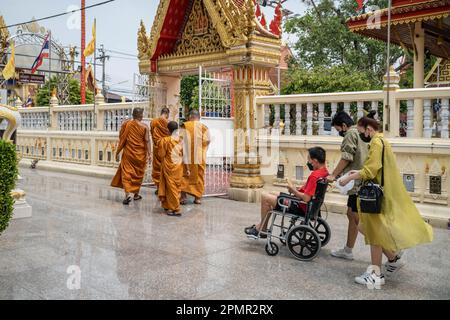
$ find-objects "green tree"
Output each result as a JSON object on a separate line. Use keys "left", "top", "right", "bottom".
{"left": 180, "top": 75, "right": 199, "bottom": 109}
{"left": 284, "top": 0, "right": 404, "bottom": 90}
{"left": 36, "top": 76, "right": 94, "bottom": 106}
{"left": 282, "top": 64, "right": 373, "bottom": 94}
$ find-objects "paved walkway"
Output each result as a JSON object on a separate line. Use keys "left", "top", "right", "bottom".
{"left": 0, "top": 169, "right": 448, "bottom": 300}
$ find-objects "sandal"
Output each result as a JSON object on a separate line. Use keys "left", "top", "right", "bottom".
{"left": 167, "top": 211, "right": 182, "bottom": 217}
{"left": 122, "top": 196, "right": 132, "bottom": 205}
{"left": 194, "top": 199, "right": 202, "bottom": 205}
{"left": 134, "top": 195, "right": 143, "bottom": 201}
{"left": 180, "top": 199, "right": 187, "bottom": 205}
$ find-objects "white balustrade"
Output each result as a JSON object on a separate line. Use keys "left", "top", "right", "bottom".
{"left": 284, "top": 104, "right": 290, "bottom": 136}
{"left": 295, "top": 103, "right": 302, "bottom": 136}
{"left": 344, "top": 102, "right": 350, "bottom": 115}
{"left": 440, "top": 98, "right": 449, "bottom": 139}
{"left": 264, "top": 104, "right": 270, "bottom": 131}
{"left": 423, "top": 99, "right": 432, "bottom": 138}
{"left": 407, "top": 100, "right": 414, "bottom": 137}
{"left": 18, "top": 108, "right": 50, "bottom": 130}
{"left": 357, "top": 101, "right": 364, "bottom": 119}
{"left": 318, "top": 103, "right": 325, "bottom": 135}
{"left": 257, "top": 88, "right": 449, "bottom": 139}
{"left": 331, "top": 102, "right": 338, "bottom": 136}
{"left": 306, "top": 103, "right": 313, "bottom": 136}
{"left": 273, "top": 104, "right": 280, "bottom": 130}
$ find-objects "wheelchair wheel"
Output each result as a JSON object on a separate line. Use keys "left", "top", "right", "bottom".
{"left": 265, "top": 241, "right": 279, "bottom": 256}
{"left": 309, "top": 217, "right": 331, "bottom": 247}
{"left": 286, "top": 225, "right": 321, "bottom": 261}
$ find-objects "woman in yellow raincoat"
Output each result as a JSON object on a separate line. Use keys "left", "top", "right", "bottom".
{"left": 340, "top": 112, "right": 433, "bottom": 289}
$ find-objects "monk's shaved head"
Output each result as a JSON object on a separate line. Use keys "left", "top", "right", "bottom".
{"left": 168, "top": 121, "right": 178, "bottom": 134}
{"left": 133, "top": 108, "right": 144, "bottom": 120}
{"left": 161, "top": 107, "right": 170, "bottom": 116}
{"left": 189, "top": 109, "right": 200, "bottom": 120}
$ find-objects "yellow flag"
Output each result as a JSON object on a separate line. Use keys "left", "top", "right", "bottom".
{"left": 84, "top": 19, "right": 96, "bottom": 57}
{"left": 2, "top": 42, "right": 15, "bottom": 80}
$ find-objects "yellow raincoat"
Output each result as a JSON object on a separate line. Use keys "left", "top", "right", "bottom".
{"left": 358, "top": 133, "right": 433, "bottom": 252}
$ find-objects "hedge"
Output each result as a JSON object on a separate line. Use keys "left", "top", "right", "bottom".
{"left": 0, "top": 140, "right": 18, "bottom": 235}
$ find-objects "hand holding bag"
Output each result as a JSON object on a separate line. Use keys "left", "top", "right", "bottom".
{"left": 358, "top": 138, "right": 385, "bottom": 214}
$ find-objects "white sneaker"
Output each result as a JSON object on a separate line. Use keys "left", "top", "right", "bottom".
{"left": 355, "top": 267, "right": 385, "bottom": 289}
{"left": 384, "top": 251, "right": 405, "bottom": 277}
{"left": 330, "top": 248, "right": 354, "bottom": 260}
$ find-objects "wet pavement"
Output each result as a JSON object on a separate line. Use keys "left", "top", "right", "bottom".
{"left": 0, "top": 168, "right": 448, "bottom": 300}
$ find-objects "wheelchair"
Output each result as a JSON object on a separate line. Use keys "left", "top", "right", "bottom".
{"left": 258, "top": 178, "right": 331, "bottom": 261}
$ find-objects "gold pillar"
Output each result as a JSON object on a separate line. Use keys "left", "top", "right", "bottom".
{"left": 230, "top": 65, "right": 272, "bottom": 194}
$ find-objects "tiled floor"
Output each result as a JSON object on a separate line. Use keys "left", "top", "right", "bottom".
{"left": 0, "top": 168, "right": 448, "bottom": 300}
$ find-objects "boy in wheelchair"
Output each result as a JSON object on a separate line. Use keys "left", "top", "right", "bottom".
{"left": 245, "top": 147, "right": 329, "bottom": 239}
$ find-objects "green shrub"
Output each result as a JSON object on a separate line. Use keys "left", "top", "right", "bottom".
{"left": 0, "top": 140, "right": 18, "bottom": 235}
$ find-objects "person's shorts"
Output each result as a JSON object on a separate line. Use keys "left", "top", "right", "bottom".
{"left": 274, "top": 196, "right": 306, "bottom": 216}
{"left": 347, "top": 194, "right": 358, "bottom": 213}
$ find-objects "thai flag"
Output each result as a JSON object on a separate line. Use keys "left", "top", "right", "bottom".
{"left": 31, "top": 33, "right": 50, "bottom": 74}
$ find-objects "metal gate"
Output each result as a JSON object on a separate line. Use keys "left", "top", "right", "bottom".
{"left": 142, "top": 68, "right": 235, "bottom": 197}
{"left": 199, "top": 66, "right": 234, "bottom": 197}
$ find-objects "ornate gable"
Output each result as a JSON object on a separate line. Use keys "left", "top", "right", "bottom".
{"left": 138, "top": 0, "right": 282, "bottom": 74}
{"left": 167, "top": 0, "right": 225, "bottom": 58}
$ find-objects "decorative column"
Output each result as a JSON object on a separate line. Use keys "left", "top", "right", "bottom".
{"left": 413, "top": 21, "right": 425, "bottom": 138}
{"left": 318, "top": 103, "right": 325, "bottom": 135}
{"left": 406, "top": 100, "right": 414, "bottom": 138}
{"left": 95, "top": 89, "right": 105, "bottom": 131}
{"left": 295, "top": 103, "right": 302, "bottom": 135}
{"left": 230, "top": 65, "right": 272, "bottom": 197}
{"left": 331, "top": 102, "right": 338, "bottom": 136}
{"left": 49, "top": 92, "right": 59, "bottom": 130}
{"left": 306, "top": 102, "right": 313, "bottom": 136}
{"left": 441, "top": 98, "right": 449, "bottom": 139}
{"left": 423, "top": 99, "right": 432, "bottom": 138}
{"left": 383, "top": 66, "right": 400, "bottom": 138}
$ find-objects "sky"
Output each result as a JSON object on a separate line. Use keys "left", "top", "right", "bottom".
{"left": 1, "top": 0, "right": 306, "bottom": 97}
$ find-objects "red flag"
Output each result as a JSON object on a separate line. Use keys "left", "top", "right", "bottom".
{"left": 356, "top": 0, "right": 364, "bottom": 10}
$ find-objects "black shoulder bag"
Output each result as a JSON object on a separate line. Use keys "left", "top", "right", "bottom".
{"left": 358, "top": 138, "right": 385, "bottom": 214}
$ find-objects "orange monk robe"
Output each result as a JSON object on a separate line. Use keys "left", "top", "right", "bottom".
{"left": 158, "top": 135, "right": 183, "bottom": 212}
{"left": 150, "top": 117, "right": 170, "bottom": 186}
{"left": 111, "top": 120, "right": 149, "bottom": 194}
{"left": 181, "top": 121, "right": 210, "bottom": 198}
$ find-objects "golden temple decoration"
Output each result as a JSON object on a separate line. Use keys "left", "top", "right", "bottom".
{"left": 170, "top": 0, "right": 224, "bottom": 58}
{"left": 0, "top": 16, "right": 10, "bottom": 57}
{"left": 137, "top": 20, "right": 150, "bottom": 59}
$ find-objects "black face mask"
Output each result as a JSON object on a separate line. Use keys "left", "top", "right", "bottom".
{"left": 307, "top": 162, "right": 314, "bottom": 171}
{"left": 359, "top": 133, "right": 372, "bottom": 143}
{"left": 339, "top": 130, "right": 346, "bottom": 137}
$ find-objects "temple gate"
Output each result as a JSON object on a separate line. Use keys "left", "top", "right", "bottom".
{"left": 138, "top": 0, "right": 282, "bottom": 201}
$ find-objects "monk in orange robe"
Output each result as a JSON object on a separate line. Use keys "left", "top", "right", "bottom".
{"left": 111, "top": 108, "right": 151, "bottom": 204}
{"left": 158, "top": 121, "right": 185, "bottom": 216}
{"left": 181, "top": 110, "right": 210, "bottom": 205}
{"left": 150, "top": 107, "right": 170, "bottom": 195}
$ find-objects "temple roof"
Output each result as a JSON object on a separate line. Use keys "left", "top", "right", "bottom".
{"left": 347, "top": 0, "right": 450, "bottom": 59}
{"left": 138, "top": 0, "right": 282, "bottom": 73}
